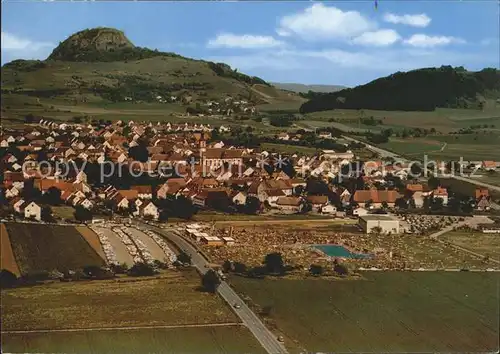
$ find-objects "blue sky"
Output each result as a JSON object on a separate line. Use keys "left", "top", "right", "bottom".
{"left": 2, "top": 1, "right": 499, "bottom": 86}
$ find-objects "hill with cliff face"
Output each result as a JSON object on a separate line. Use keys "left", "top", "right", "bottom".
{"left": 1, "top": 27, "right": 303, "bottom": 124}
{"left": 300, "top": 66, "right": 500, "bottom": 113}
{"left": 48, "top": 28, "right": 135, "bottom": 61}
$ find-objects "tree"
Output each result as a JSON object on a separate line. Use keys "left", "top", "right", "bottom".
{"left": 175, "top": 196, "right": 196, "bottom": 219}
{"left": 177, "top": 251, "right": 192, "bottom": 265}
{"left": 40, "top": 206, "right": 54, "bottom": 222}
{"left": 42, "top": 187, "right": 62, "bottom": 205}
{"left": 128, "top": 202, "right": 137, "bottom": 216}
{"left": 0, "top": 269, "right": 17, "bottom": 288}
{"left": 431, "top": 197, "right": 444, "bottom": 211}
{"left": 371, "top": 226, "right": 383, "bottom": 235}
{"left": 158, "top": 209, "right": 169, "bottom": 223}
{"left": 83, "top": 265, "right": 114, "bottom": 279}
{"left": 24, "top": 114, "right": 35, "bottom": 124}
{"left": 263, "top": 252, "right": 285, "bottom": 275}
{"left": 381, "top": 201, "right": 389, "bottom": 209}
{"left": 222, "top": 260, "right": 232, "bottom": 273}
{"left": 244, "top": 196, "right": 260, "bottom": 214}
{"left": 395, "top": 197, "right": 408, "bottom": 209}
{"left": 334, "top": 263, "right": 349, "bottom": 276}
{"left": 129, "top": 262, "right": 156, "bottom": 276}
{"left": 428, "top": 176, "right": 440, "bottom": 190}
{"left": 74, "top": 205, "right": 93, "bottom": 222}
{"left": 233, "top": 262, "right": 247, "bottom": 274}
{"left": 309, "top": 264, "right": 324, "bottom": 276}
{"left": 128, "top": 144, "right": 149, "bottom": 162}
{"left": 201, "top": 269, "right": 221, "bottom": 293}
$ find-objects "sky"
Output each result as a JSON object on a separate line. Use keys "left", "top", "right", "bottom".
{"left": 1, "top": 1, "right": 499, "bottom": 86}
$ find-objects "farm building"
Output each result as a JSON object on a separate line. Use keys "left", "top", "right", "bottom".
{"left": 359, "top": 215, "right": 400, "bottom": 234}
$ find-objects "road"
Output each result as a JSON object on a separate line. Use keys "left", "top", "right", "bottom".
{"left": 139, "top": 222, "right": 289, "bottom": 354}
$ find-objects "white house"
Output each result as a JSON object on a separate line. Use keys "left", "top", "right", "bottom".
{"left": 232, "top": 192, "right": 247, "bottom": 206}
{"left": 24, "top": 201, "right": 42, "bottom": 221}
{"left": 138, "top": 201, "right": 159, "bottom": 220}
{"left": 353, "top": 207, "right": 369, "bottom": 217}
{"left": 13, "top": 199, "right": 25, "bottom": 213}
{"left": 5, "top": 186, "right": 20, "bottom": 199}
{"left": 321, "top": 204, "right": 337, "bottom": 214}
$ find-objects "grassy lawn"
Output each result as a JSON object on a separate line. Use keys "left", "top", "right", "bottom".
{"left": 440, "top": 231, "right": 500, "bottom": 259}
{"left": 231, "top": 272, "right": 499, "bottom": 353}
{"left": 0, "top": 269, "right": 237, "bottom": 331}
{"left": 1, "top": 326, "right": 264, "bottom": 354}
{"left": 52, "top": 206, "right": 76, "bottom": 220}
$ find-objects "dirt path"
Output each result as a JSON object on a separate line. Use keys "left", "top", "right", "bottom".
{"left": 0, "top": 224, "right": 21, "bottom": 276}
{"left": 76, "top": 226, "right": 106, "bottom": 261}
{"left": 2, "top": 322, "right": 242, "bottom": 334}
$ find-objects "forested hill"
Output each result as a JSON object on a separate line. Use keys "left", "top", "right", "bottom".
{"left": 299, "top": 66, "right": 500, "bottom": 113}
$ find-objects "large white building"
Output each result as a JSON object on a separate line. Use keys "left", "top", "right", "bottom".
{"left": 359, "top": 215, "right": 400, "bottom": 234}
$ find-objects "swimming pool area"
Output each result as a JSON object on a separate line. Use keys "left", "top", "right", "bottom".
{"left": 314, "top": 245, "right": 371, "bottom": 259}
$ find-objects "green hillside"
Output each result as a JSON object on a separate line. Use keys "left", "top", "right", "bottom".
{"left": 300, "top": 66, "right": 500, "bottom": 113}
{"left": 1, "top": 27, "right": 303, "bottom": 124}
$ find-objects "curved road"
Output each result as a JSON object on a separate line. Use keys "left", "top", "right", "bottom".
{"left": 139, "top": 222, "right": 288, "bottom": 354}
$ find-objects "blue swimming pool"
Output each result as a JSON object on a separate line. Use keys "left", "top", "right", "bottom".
{"left": 315, "top": 245, "right": 371, "bottom": 259}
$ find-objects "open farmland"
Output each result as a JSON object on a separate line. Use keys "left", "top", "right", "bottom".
{"left": 4, "top": 223, "right": 105, "bottom": 275}
{"left": 440, "top": 230, "right": 500, "bottom": 259}
{"left": 1, "top": 326, "right": 265, "bottom": 354}
{"left": 302, "top": 106, "right": 500, "bottom": 134}
{"left": 232, "top": 272, "right": 499, "bottom": 353}
{"left": 1, "top": 269, "right": 237, "bottom": 331}
{"left": 378, "top": 133, "right": 500, "bottom": 161}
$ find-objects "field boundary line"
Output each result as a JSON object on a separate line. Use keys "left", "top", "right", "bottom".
{"left": 2, "top": 322, "right": 243, "bottom": 334}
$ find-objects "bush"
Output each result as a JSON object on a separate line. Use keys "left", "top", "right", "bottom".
{"left": 128, "top": 262, "right": 156, "bottom": 276}
{"left": 0, "top": 269, "right": 18, "bottom": 288}
{"left": 334, "top": 263, "right": 350, "bottom": 276}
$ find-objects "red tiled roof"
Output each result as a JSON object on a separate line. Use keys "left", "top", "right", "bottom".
{"left": 306, "top": 195, "right": 328, "bottom": 205}
{"left": 276, "top": 196, "right": 302, "bottom": 206}
{"left": 353, "top": 189, "right": 402, "bottom": 203}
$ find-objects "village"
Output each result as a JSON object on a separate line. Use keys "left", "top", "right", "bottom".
{"left": 1, "top": 118, "right": 500, "bottom": 274}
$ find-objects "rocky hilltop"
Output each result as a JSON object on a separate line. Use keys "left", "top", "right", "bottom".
{"left": 48, "top": 28, "right": 135, "bottom": 61}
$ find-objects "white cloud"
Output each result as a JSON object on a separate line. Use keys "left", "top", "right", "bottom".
{"left": 207, "top": 33, "right": 284, "bottom": 49}
{"left": 209, "top": 46, "right": 491, "bottom": 75}
{"left": 277, "top": 3, "right": 376, "bottom": 41}
{"left": 383, "top": 13, "right": 431, "bottom": 27}
{"left": 351, "top": 29, "right": 401, "bottom": 47}
{"left": 403, "top": 34, "right": 466, "bottom": 48}
{"left": 1, "top": 32, "right": 53, "bottom": 52}
{"left": 1, "top": 32, "right": 54, "bottom": 64}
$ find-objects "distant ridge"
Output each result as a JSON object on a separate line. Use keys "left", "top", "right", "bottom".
{"left": 299, "top": 66, "right": 500, "bottom": 113}
{"left": 271, "top": 82, "right": 346, "bottom": 94}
